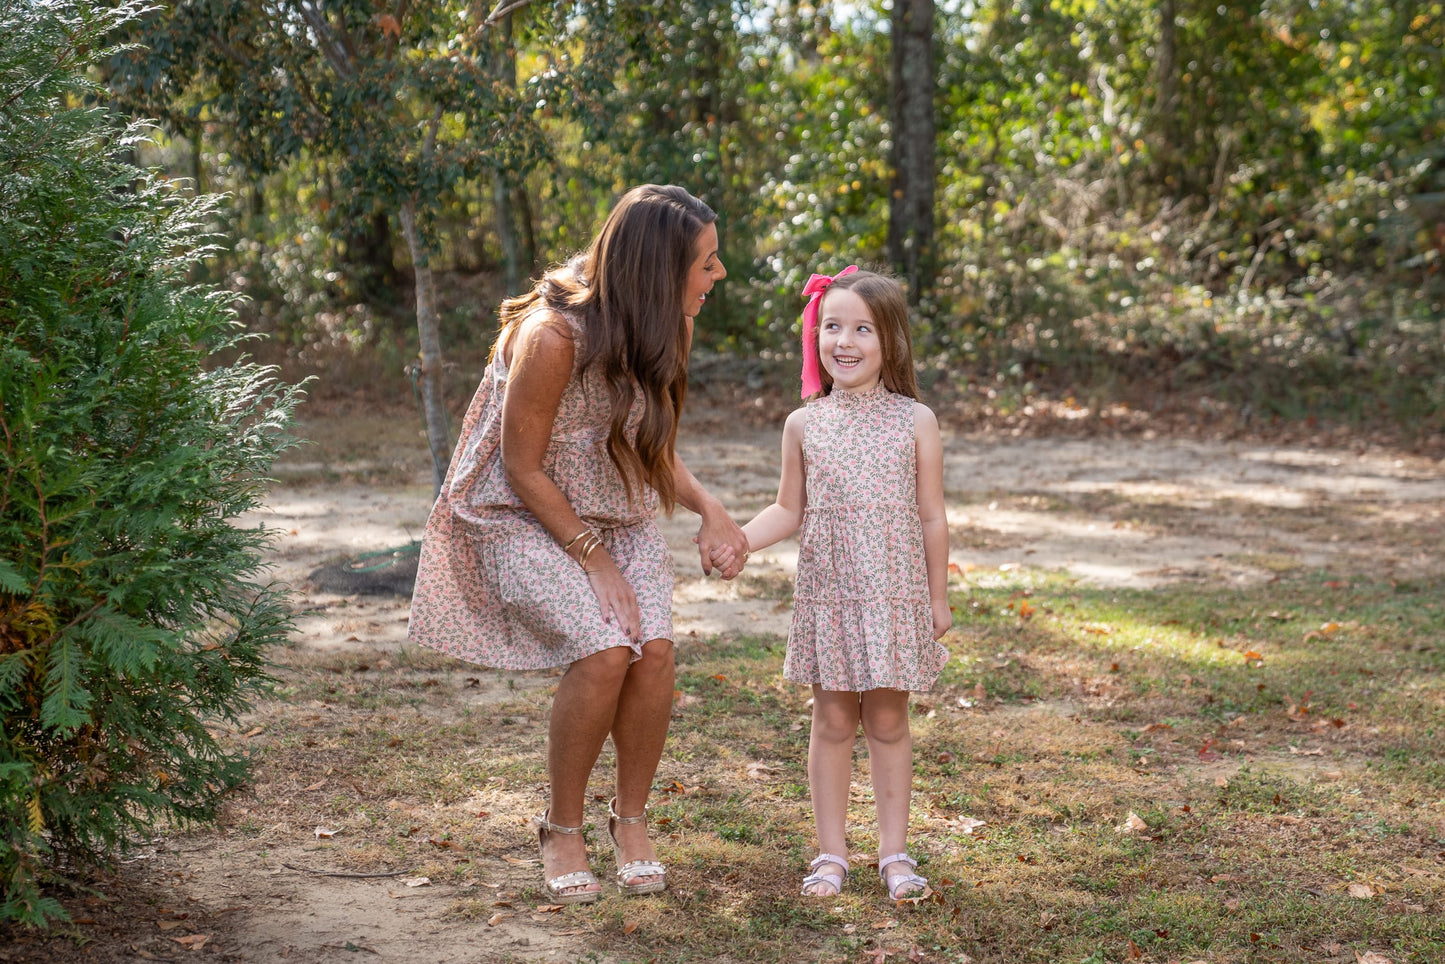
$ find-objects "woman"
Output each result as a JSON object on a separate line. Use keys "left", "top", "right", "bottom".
{"left": 409, "top": 185, "right": 746, "bottom": 902}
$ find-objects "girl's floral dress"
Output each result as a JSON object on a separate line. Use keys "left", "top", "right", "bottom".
{"left": 785, "top": 383, "right": 947, "bottom": 692}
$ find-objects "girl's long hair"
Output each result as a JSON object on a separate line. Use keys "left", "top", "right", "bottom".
{"left": 493, "top": 185, "right": 716, "bottom": 512}
{"left": 811, "top": 270, "right": 920, "bottom": 399}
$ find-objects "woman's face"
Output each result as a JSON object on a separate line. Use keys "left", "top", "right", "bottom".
{"left": 682, "top": 222, "right": 726, "bottom": 322}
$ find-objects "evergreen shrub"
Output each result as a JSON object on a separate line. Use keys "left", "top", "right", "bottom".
{"left": 0, "top": 0, "right": 298, "bottom": 927}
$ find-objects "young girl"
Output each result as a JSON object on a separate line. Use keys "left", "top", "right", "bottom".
{"left": 718, "top": 266, "right": 951, "bottom": 901}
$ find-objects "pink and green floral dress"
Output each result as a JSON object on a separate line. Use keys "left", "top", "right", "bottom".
{"left": 785, "top": 384, "right": 947, "bottom": 692}
{"left": 409, "top": 312, "right": 673, "bottom": 668}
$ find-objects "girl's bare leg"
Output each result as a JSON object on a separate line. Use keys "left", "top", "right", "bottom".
{"left": 860, "top": 688, "right": 920, "bottom": 895}
{"left": 806, "top": 688, "right": 863, "bottom": 895}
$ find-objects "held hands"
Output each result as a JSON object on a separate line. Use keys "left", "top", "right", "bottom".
{"left": 692, "top": 509, "right": 748, "bottom": 581}
{"left": 706, "top": 538, "right": 748, "bottom": 581}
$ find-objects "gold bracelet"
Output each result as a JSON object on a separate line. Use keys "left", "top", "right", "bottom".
{"left": 578, "top": 537, "right": 605, "bottom": 570}
{"left": 562, "top": 528, "right": 594, "bottom": 554}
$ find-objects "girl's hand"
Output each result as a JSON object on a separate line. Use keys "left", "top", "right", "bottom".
{"left": 708, "top": 542, "right": 746, "bottom": 580}
{"left": 586, "top": 556, "right": 643, "bottom": 642}
{"left": 931, "top": 598, "right": 953, "bottom": 640}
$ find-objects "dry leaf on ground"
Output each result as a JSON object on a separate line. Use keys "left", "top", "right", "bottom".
{"left": 1116, "top": 811, "right": 1148, "bottom": 834}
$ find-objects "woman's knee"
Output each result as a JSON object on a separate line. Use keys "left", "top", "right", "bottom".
{"left": 633, "top": 638, "right": 675, "bottom": 673}
{"left": 568, "top": 645, "right": 633, "bottom": 691}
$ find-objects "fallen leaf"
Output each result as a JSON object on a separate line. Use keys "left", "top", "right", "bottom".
{"left": 156, "top": 920, "right": 186, "bottom": 931}
{"left": 1116, "top": 812, "right": 1148, "bottom": 834}
{"left": 1347, "top": 882, "right": 1377, "bottom": 899}
{"left": 950, "top": 816, "right": 987, "bottom": 834}
{"left": 487, "top": 912, "right": 510, "bottom": 926}
{"left": 302, "top": 780, "right": 326, "bottom": 791}
{"left": 745, "top": 761, "right": 778, "bottom": 779}
{"left": 1243, "top": 650, "right": 1264, "bottom": 662}
{"left": 401, "top": 876, "right": 430, "bottom": 888}
{"left": 173, "top": 934, "right": 210, "bottom": 949}
{"left": 1322, "top": 770, "right": 1344, "bottom": 781}
{"left": 1127, "top": 937, "right": 1143, "bottom": 959}
{"left": 873, "top": 918, "right": 899, "bottom": 929}
{"left": 240, "top": 726, "right": 264, "bottom": 738}
{"left": 1083, "top": 624, "right": 1112, "bottom": 635}
{"left": 623, "top": 920, "right": 640, "bottom": 935}
{"left": 1356, "top": 953, "right": 1394, "bottom": 964}
{"left": 534, "top": 904, "right": 565, "bottom": 913}
{"left": 314, "top": 826, "right": 342, "bottom": 839}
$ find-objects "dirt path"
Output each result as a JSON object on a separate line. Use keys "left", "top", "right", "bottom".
{"left": 7, "top": 419, "right": 1442, "bottom": 964}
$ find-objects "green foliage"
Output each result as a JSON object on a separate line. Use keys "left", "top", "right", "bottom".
{"left": 0, "top": 0, "right": 298, "bottom": 928}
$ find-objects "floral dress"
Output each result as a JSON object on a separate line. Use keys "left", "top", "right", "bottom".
{"left": 784, "top": 384, "right": 947, "bottom": 692}
{"left": 408, "top": 311, "right": 673, "bottom": 669}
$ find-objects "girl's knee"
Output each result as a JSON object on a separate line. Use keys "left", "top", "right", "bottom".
{"left": 861, "top": 701, "right": 911, "bottom": 745}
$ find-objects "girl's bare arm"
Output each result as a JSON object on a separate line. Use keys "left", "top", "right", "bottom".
{"left": 914, "top": 403, "right": 952, "bottom": 640}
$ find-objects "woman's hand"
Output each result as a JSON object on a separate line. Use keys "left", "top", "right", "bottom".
{"left": 585, "top": 554, "right": 643, "bottom": 642}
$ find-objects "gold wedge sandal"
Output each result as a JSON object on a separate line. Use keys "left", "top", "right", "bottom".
{"left": 607, "top": 798, "right": 667, "bottom": 896}
{"left": 531, "top": 811, "right": 601, "bottom": 904}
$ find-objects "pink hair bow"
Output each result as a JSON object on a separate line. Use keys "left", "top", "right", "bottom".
{"left": 799, "top": 265, "right": 858, "bottom": 398}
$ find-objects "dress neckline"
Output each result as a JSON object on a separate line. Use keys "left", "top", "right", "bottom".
{"left": 829, "top": 381, "right": 890, "bottom": 406}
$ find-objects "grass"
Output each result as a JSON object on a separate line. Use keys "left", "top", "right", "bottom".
{"left": 185, "top": 569, "right": 1445, "bottom": 963}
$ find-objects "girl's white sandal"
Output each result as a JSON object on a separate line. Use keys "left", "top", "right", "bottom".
{"left": 878, "top": 852, "right": 929, "bottom": 901}
{"left": 801, "top": 853, "right": 850, "bottom": 896}
{"left": 607, "top": 797, "right": 667, "bottom": 895}
{"left": 531, "top": 811, "right": 601, "bottom": 904}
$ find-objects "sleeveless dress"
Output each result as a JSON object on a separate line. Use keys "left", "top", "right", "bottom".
{"left": 784, "top": 384, "right": 947, "bottom": 692}
{"left": 408, "top": 311, "right": 673, "bottom": 669}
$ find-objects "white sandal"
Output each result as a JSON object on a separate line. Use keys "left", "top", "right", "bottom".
{"left": 801, "top": 853, "right": 850, "bottom": 896}
{"left": 608, "top": 797, "right": 667, "bottom": 895}
{"left": 878, "top": 852, "right": 928, "bottom": 901}
{"left": 531, "top": 811, "right": 601, "bottom": 904}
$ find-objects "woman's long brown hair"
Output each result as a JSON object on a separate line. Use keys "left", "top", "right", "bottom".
{"left": 493, "top": 185, "right": 716, "bottom": 512}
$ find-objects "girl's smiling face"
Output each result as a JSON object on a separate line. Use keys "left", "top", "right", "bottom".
{"left": 817, "top": 288, "right": 883, "bottom": 394}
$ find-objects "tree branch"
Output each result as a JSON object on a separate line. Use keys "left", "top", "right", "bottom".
{"left": 485, "top": 0, "right": 535, "bottom": 26}
{"left": 295, "top": 0, "right": 355, "bottom": 77}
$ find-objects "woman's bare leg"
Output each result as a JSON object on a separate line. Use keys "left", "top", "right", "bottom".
{"left": 541, "top": 646, "right": 632, "bottom": 897}
{"left": 608, "top": 638, "right": 675, "bottom": 885}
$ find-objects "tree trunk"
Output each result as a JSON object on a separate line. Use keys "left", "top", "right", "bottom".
{"left": 1155, "top": 0, "right": 1181, "bottom": 194}
{"left": 398, "top": 198, "right": 451, "bottom": 494}
{"left": 487, "top": 13, "right": 524, "bottom": 293}
{"left": 514, "top": 183, "right": 537, "bottom": 278}
{"left": 887, "top": 0, "right": 936, "bottom": 306}
{"left": 492, "top": 173, "right": 523, "bottom": 293}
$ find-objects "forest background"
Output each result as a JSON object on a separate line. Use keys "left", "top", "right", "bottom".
{"left": 105, "top": 0, "right": 1444, "bottom": 461}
